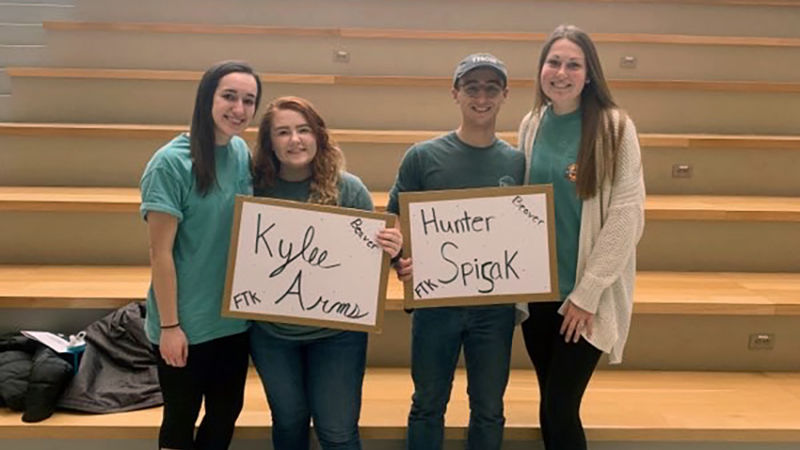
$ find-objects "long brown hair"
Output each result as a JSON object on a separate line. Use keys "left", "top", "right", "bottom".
{"left": 533, "top": 25, "right": 627, "bottom": 199}
{"left": 190, "top": 61, "right": 262, "bottom": 196}
{"left": 253, "top": 96, "right": 344, "bottom": 205}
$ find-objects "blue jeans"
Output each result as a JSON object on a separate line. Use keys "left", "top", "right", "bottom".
{"left": 407, "top": 304, "right": 516, "bottom": 450}
{"left": 249, "top": 326, "right": 367, "bottom": 450}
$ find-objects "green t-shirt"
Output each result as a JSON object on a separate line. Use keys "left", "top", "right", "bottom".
{"left": 528, "top": 107, "right": 583, "bottom": 301}
{"left": 387, "top": 131, "right": 525, "bottom": 214}
{"left": 253, "top": 172, "right": 374, "bottom": 340}
{"left": 140, "top": 133, "right": 253, "bottom": 345}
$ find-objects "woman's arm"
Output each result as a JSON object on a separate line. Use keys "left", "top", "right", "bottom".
{"left": 146, "top": 211, "right": 188, "bottom": 367}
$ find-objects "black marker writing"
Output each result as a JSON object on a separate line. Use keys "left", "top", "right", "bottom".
{"left": 350, "top": 218, "right": 379, "bottom": 249}
{"left": 233, "top": 290, "right": 262, "bottom": 309}
{"left": 438, "top": 241, "right": 520, "bottom": 294}
{"left": 269, "top": 225, "right": 341, "bottom": 278}
{"left": 512, "top": 196, "right": 545, "bottom": 225}
{"left": 414, "top": 279, "right": 439, "bottom": 298}
{"left": 255, "top": 214, "right": 276, "bottom": 256}
{"left": 306, "top": 296, "right": 368, "bottom": 319}
{"left": 274, "top": 270, "right": 368, "bottom": 319}
{"left": 420, "top": 208, "right": 495, "bottom": 235}
{"left": 275, "top": 271, "right": 303, "bottom": 305}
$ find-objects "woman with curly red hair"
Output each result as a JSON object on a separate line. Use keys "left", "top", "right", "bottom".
{"left": 248, "top": 96, "right": 402, "bottom": 450}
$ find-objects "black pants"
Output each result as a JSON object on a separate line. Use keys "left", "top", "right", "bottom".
{"left": 522, "top": 302, "right": 602, "bottom": 450}
{"left": 153, "top": 331, "right": 249, "bottom": 450}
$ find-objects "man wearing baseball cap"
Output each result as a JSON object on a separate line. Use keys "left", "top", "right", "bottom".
{"left": 386, "top": 53, "right": 525, "bottom": 450}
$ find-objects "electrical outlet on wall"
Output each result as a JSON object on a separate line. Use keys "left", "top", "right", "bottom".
{"left": 333, "top": 50, "right": 350, "bottom": 63}
{"left": 620, "top": 55, "right": 637, "bottom": 69}
{"left": 748, "top": 333, "right": 775, "bottom": 350}
{"left": 672, "top": 164, "right": 692, "bottom": 178}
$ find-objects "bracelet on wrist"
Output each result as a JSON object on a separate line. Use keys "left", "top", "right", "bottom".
{"left": 160, "top": 322, "right": 180, "bottom": 329}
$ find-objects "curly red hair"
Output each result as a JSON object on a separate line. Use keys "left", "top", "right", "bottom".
{"left": 253, "top": 96, "right": 344, "bottom": 205}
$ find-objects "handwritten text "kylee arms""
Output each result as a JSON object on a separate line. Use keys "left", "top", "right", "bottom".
{"left": 254, "top": 214, "right": 341, "bottom": 277}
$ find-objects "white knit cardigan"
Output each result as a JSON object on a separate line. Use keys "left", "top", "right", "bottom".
{"left": 517, "top": 105, "right": 645, "bottom": 364}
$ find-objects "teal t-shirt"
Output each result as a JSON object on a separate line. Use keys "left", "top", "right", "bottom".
{"left": 387, "top": 131, "right": 525, "bottom": 214}
{"left": 140, "top": 133, "right": 253, "bottom": 345}
{"left": 253, "top": 172, "right": 374, "bottom": 340}
{"left": 529, "top": 107, "right": 583, "bottom": 301}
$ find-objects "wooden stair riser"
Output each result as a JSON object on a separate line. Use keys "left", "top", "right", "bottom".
{"left": 1, "top": 213, "right": 798, "bottom": 271}
{"left": 72, "top": 0, "right": 800, "bottom": 37}
{"left": 3, "top": 135, "right": 799, "bottom": 195}
{"left": 41, "top": 32, "right": 800, "bottom": 82}
{"left": 0, "top": 308, "right": 797, "bottom": 371}
{"left": 8, "top": 78, "right": 800, "bottom": 134}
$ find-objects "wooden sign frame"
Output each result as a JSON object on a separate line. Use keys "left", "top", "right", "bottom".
{"left": 222, "top": 195, "right": 395, "bottom": 333}
{"left": 398, "top": 185, "right": 558, "bottom": 309}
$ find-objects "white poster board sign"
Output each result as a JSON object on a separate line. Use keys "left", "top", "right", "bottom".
{"left": 222, "top": 195, "right": 394, "bottom": 333}
{"left": 399, "top": 185, "right": 557, "bottom": 308}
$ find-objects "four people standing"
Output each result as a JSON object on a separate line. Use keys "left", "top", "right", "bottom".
{"left": 140, "top": 23, "right": 643, "bottom": 450}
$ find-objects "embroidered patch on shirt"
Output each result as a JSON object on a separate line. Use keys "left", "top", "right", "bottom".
{"left": 564, "top": 163, "right": 578, "bottom": 183}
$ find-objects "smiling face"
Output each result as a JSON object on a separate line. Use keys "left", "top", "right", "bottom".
{"left": 270, "top": 108, "right": 318, "bottom": 181}
{"left": 452, "top": 67, "right": 508, "bottom": 128}
{"left": 540, "top": 38, "right": 587, "bottom": 115}
{"left": 211, "top": 72, "right": 258, "bottom": 145}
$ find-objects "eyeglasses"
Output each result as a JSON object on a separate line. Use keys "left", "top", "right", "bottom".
{"left": 459, "top": 83, "right": 504, "bottom": 99}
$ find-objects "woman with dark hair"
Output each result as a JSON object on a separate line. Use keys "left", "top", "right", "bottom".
{"left": 517, "top": 25, "right": 645, "bottom": 449}
{"left": 249, "top": 96, "right": 402, "bottom": 450}
{"left": 139, "top": 60, "right": 262, "bottom": 450}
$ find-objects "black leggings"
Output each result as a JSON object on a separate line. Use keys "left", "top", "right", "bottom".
{"left": 522, "top": 302, "right": 602, "bottom": 450}
{"left": 153, "top": 331, "right": 250, "bottom": 450}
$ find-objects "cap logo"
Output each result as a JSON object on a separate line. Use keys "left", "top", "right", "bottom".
{"left": 470, "top": 55, "right": 497, "bottom": 64}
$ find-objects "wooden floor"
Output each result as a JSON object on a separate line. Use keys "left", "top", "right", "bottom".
{"left": 1, "top": 368, "right": 799, "bottom": 441}
{"left": 1, "top": 266, "right": 799, "bottom": 315}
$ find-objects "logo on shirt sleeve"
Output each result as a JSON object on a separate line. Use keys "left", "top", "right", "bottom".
{"left": 498, "top": 175, "right": 516, "bottom": 187}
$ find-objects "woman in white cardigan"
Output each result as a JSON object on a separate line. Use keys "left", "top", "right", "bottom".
{"left": 517, "top": 25, "right": 646, "bottom": 450}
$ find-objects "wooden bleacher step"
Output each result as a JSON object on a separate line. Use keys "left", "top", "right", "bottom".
{"left": 2, "top": 265, "right": 798, "bottom": 315}
{"left": 1, "top": 367, "right": 799, "bottom": 441}
{"left": 4, "top": 122, "right": 800, "bottom": 149}
{"left": 0, "top": 187, "right": 140, "bottom": 213}
{"left": 66, "top": 0, "right": 800, "bottom": 34}
{"left": 2, "top": 186, "right": 800, "bottom": 223}
{"left": 42, "top": 21, "right": 800, "bottom": 48}
{"left": 8, "top": 67, "right": 800, "bottom": 93}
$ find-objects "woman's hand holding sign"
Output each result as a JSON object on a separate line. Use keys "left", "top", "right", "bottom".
{"left": 375, "top": 227, "right": 403, "bottom": 259}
